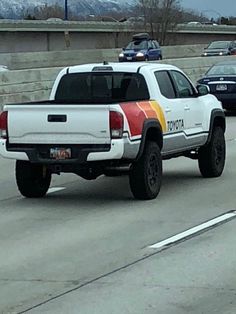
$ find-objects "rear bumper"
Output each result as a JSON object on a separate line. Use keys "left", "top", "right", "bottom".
{"left": 0, "top": 139, "right": 29, "bottom": 160}
{"left": 0, "top": 139, "right": 125, "bottom": 163}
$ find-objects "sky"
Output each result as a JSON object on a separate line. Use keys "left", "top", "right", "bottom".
{"left": 181, "top": 0, "right": 236, "bottom": 18}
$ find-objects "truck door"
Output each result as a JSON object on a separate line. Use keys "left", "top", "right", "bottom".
{"left": 154, "top": 70, "right": 187, "bottom": 154}
{"left": 169, "top": 70, "right": 204, "bottom": 147}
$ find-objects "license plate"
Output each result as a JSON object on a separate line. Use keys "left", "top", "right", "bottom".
{"left": 127, "top": 57, "right": 132, "bottom": 60}
{"left": 216, "top": 84, "right": 227, "bottom": 91}
{"left": 50, "top": 148, "right": 71, "bottom": 160}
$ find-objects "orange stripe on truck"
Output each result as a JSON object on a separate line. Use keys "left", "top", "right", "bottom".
{"left": 120, "top": 100, "right": 166, "bottom": 137}
{"left": 120, "top": 102, "right": 146, "bottom": 137}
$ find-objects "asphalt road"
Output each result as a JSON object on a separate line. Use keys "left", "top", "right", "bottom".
{"left": 0, "top": 114, "right": 236, "bottom": 314}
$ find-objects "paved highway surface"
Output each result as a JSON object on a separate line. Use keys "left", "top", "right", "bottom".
{"left": 0, "top": 114, "right": 236, "bottom": 314}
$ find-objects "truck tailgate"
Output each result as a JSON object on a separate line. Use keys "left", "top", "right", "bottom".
{"left": 6, "top": 104, "right": 111, "bottom": 144}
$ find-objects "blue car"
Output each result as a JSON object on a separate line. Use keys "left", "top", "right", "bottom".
{"left": 118, "top": 33, "right": 162, "bottom": 62}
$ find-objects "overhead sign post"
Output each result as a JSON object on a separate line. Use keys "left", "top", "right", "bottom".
{"left": 64, "top": 0, "right": 68, "bottom": 21}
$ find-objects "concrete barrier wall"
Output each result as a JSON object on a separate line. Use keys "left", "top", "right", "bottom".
{"left": 1, "top": 20, "right": 236, "bottom": 53}
{"left": 0, "top": 49, "right": 121, "bottom": 71}
{"left": 0, "top": 67, "right": 62, "bottom": 107}
{"left": 1, "top": 55, "right": 235, "bottom": 110}
{"left": 162, "top": 44, "right": 206, "bottom": 59}
{"left": 0, "top": 45, "right": 206, "bottom": 71}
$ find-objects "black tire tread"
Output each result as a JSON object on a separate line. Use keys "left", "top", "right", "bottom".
{"left": 16, "top": 160, "right": 51, "bottom": 198}
{"left": 198, "top": 126, "right": 225, "bottom": 178}
{"left": 129, "top": 141, "right": 162, "bottom": 200}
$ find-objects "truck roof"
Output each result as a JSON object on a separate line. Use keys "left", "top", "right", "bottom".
{"left": 67, "top": 62, "right": 179, "bottom": 74}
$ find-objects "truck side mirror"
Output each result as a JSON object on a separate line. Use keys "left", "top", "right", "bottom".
{"left": 196, "top": 84, "right": 209, "bottom": 96}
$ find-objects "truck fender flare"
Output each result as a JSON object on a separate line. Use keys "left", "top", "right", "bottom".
{"left": 135, "top": 119, "right": 163, "bottom": 161}
{"left": 206, "top": 109, "right": 226, "bottom": 145}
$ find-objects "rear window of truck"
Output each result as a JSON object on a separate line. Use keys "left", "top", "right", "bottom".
{"left": 55, "top": 72, "right": 150, "bottom": 103}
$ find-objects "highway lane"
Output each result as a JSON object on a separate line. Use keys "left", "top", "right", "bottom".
{"left": 0, "top": 115, "right": 236, "bottom": 313}
{"left": 29, "top": 216, "right": 236, "bottom": 314}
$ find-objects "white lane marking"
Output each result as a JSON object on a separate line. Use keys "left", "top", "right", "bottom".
{"left": 149, "top": 211, "right": 236, "bottom": 249}
{"left": 47, "top": 187, "right": 65, "bottom": 194}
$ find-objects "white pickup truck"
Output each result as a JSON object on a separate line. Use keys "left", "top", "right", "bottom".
{"left": 0, "top": 62, "right": 226, "bottom": 200}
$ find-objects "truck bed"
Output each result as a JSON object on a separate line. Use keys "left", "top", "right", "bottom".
{"left": 5, "top": 103, "right": 111, "bottom": 145}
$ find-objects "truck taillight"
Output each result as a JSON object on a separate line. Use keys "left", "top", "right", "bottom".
{"left": 109, "top": 111, "right": 124, "bottom": 139}
{"left": 0, "top": 111, "right": 8, "bottom": 139}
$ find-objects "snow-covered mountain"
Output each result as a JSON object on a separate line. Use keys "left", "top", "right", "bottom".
{"left": 0, "top": 0, "right": 137, "bottom": 19}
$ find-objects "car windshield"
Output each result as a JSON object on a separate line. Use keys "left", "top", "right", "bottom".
{"left": 125, "top": 40, "right": 148, "bottom": 50}
{"left": 207, "top": 41, "right": 230, "bottom": 49}
{"left": 207, "top": 64, "right": 236, "bottom": 76}
{"left": 55, "top": 72, "right": 150, "bottom": 103}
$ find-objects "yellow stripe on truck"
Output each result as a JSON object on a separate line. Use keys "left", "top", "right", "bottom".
{"left": 150, "top": 100, "right": 167, "bottom": 132}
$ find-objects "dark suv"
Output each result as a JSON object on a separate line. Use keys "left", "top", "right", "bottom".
{"left": 119, "top": 33, "right": 162, "bottom": 62}
{"left": 202, "top": 40, "right": 236, "bottom": 57}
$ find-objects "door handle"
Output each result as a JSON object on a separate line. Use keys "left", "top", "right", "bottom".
{"left": 184, "top": 106, "right": 190, "bottom": 111}
{"left": 165, "top": 108, "right": 171, "bottom": 113}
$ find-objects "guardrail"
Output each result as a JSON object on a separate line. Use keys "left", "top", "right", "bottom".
{"left": 0, "top": 55, "right": 235, "bottom": 110}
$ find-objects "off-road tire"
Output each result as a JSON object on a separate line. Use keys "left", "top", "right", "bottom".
{"left": 129, "top": 141, "right": 162, "bottom": 200}
{"left": 198, "top": 126, "right": 225, "bottom": 178}
{"left": 16, "top": 160, "right": 51, "bottom": 198}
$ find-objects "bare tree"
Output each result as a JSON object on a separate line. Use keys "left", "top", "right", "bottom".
{"left": 23, "top": 4, "right": 80, "bottom": 21}
{"left": 137, "top": 0, "right": 159, "bottom": 37}
{"left": 160, "top": 0, "right": 182, "bottom": 44}
{"left": 33, "top": 4, "right": 64, "bottom": 20}
{"left": 23, "top": 4, "right": 64, "bottom": 20}
{"left": 137, "top": 0, "right": 182, "bottom": 44}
